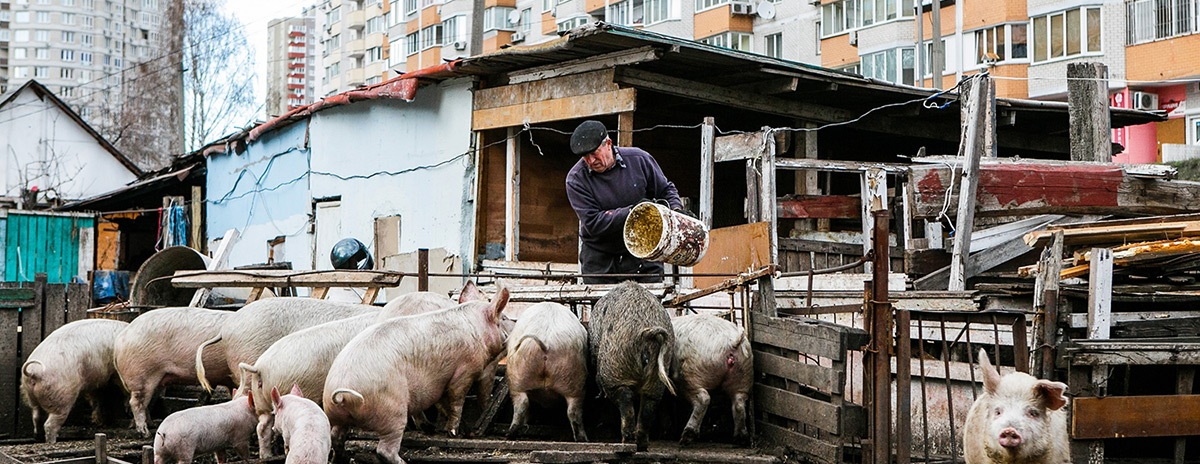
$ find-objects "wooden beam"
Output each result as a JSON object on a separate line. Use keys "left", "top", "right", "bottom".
{"left": 503, "top": 46, "right": 664, "bottom": 84}
{"left": 190, "top": 185, "right": 203, "bottom": 252}
{"left": 860, "top": 168, "right": 886, "bottom": 272}
{"left": 172, "top": 270, "right": 404, "bottom": 288}
{"left": 472, "top": 69, "right": 637, "bottom": 130}
{"left": 1072, "top": 395, "right": 1200, "bottom": 439}
{"left": 760, "top": 128, "right": 778, "bottom": 265}
{"left": 505, "top": 127, "right": 519, "bottom": 261}
{"left": 948, "top": 75, "right": 993, "bottom": 292}
{"left": 1069, "top": 341, "right": 1200, "bottom": 366}
{"left": 716, "top": 131, "right": 770, "bottom": 162}
{"left": 911, "top": 155, "right": 1177, "bottom": 179}
{"left": 731, "top": 77, "right": 800, "bottom": 95}
{"left": 774, "top": 157, "right": 907, "bottom": 173}
{"left": 613, "top": 67, "right": 856, "bottom": 124}
{"left": 699, "top": 117, "right": 715, "bottom": 228}
{"left": 189, "top": 229, "right": 238, "bottom": 307}
{"left": 777, "top": 195, "right": 861, "bottom": 219}
{"left": 1087, "top": 247, "right": 1112, "bottom": 340}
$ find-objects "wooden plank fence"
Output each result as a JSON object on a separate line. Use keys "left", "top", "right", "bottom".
{"left": 752, "top": 311, "right": 869, "bottom": 463}
{"left": 0, "top": 274, "right": 92, "bottom": 439}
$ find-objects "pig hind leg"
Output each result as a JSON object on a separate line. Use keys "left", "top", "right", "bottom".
{"left": 565, "top": 395, "right": 588, "bottom": 442}
{"left": 613, "top": 387, "right": 637, "bottom": 445}
{"left": 374, "top": 427, "right": 409, "bottom": 464}
{"left": 256, "top": 414, "right": 275, "bottom": 458}
{"left": 506, "top": 390, "right": 530, "bottom": 439}
{"left": 441, "top": 375, "right": 477, "bottom": 437}
{"left": 730, "top": 391, "right": 750, "bottom": 445}
{"left": 636, "top": 392, "right": 662, "bottom": 452}
{"left": 128, "top": 373, "right": 164, "bottom": 437}
{"left": 680, "top": 387, "right": 711, "bottom": 445}
{"left": 330, "top": 425, "right": 349, "bottom": 464}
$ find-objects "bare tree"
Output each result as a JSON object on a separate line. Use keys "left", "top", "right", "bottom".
{"left": 107, "top": 0, "right": 185, "bottom": 170}
{"left": 182, "top": 0, "right": 258, "bottom": 152}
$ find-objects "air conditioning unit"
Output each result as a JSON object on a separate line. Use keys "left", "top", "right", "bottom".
{"left": 729, "top": 1, "right": 755, "bottom": 15}
{"left": 511, "top": 32, "right": 525, "bottom": 43}
{"left": 1132, "top": 91, "right": 1159, "bottom": 111}
{"left": 453, "top": 40, "right": 467, "bottom": 50}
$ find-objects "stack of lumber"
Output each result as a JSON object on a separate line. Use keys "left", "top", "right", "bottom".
{"left": 1021, "top": 214, "right": 1200, "bottom": 280}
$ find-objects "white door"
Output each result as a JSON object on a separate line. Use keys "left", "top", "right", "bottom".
{"left": 313, "top": 201, "right": 342, "bottom": 270}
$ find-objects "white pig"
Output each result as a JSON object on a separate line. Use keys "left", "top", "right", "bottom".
{"left": 153, "top": 390, "right": 258, "bottom": 464}
{"left": 323, "top": 288, "right": 512, "bottom": 464}
{"left": 671, "top": 314, "right": 753, "bottom": 446}
{"left": 238, "top": 288, "right": 459, "bottom": 456}
{"left": 195, "top": 297, "right": 378, "bottom": 391}
{"left": 21, "top": 319, "right": 129, "bottom": 443}
{"left": 270, "top": 385, "right": 332, "bottom": 464}
{"left": 504, "top": 302, "right": 588, "bottom": 442}
{"left": 115, "top": 307, "right": 232, "bottom": 437}
{"left": 963, "top": 348, "right": 1070, "bottom": 464}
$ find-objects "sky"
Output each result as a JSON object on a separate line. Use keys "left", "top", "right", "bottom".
{"left": 226, "top": 0, "right": 311, "bottom": 122}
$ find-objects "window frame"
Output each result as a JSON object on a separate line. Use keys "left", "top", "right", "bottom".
{"left": 1030, "top": 5, "right": 1103, "bottom": 64}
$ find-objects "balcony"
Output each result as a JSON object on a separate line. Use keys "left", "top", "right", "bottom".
{"left": 345, "top": 9, "right": 366, "bottom": 30}
{"left": 347, "top": 39, "right": 366, "bottom": 56}
{"left": 345, "top": 67, "right": 365, "bottom": 86}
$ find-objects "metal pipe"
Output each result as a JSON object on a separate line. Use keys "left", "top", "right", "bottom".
{"left": 917, "top": 314, "right": 931, "bottom": 463}
{"left": 779, "top": 251, "right": 873, "bottom": 277}
{"left": 869, "top": 208, "right": 892, "bottom": 464}
{"left": 896, "top": 309, "right": 912, "bottom": 464}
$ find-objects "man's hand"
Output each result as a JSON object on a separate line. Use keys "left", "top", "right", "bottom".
{"left": 672, "top": 206, "right": 698, "bottom": 219}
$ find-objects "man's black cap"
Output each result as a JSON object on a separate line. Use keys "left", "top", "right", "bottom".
{"left": 570, "top": 120, "right": 608, "bottom": 156}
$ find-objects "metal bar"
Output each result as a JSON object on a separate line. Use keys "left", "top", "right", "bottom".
{"left": 940, "top": 315, "right": 959, "bottom": 463}
{"left": 896, "top": 309, "right": 912, "bottom": 464}
{"left": 778, "top": 251, "right": 872, "bottom": 277}
{"left": 869, "top": 208, "right": 892, "bottom": 464}
{"left": 917, "top": 314, "right": 931, "bottom": 464}
{"left": 418, "top": 248, "right": 429, "bottom": 292}
{"left": 966, "top": 316, "right": 977, "bottom": 401}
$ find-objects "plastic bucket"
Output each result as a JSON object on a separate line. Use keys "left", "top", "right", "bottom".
{"left": 623, "top": 202, "right": 710, "bottom": 267}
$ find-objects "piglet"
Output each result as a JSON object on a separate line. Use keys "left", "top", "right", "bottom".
{"left": 963, "top": 348, "right": 1070, "bottom": 464}
{"left": 153, "top": 390, "right": 258, "bottom": 464}
{"left": 270, "top": 385, "right": 331, "bottom": 464}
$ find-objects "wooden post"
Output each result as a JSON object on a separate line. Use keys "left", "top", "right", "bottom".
{"left": 94, "top": 433, "right": 107, "bottom": 464}
{"left": 418, "top": 248, "right": 430, "bottom": 292}
{"left": 700, "top": 117, "right": 715, "bottom": 229}
{"left": 760, "top": 128, "right": 777, "bottom": 265}
{"left": 617, "top": 112, "right": 634, "bottom": 147}
{"left": 141, "top": 445, "right": 153, "bottom": 464}
{"left": 861, "top": 168, "right": 887, "bottom": 272}
{"left": 1178, "top": 367, "right": 1196, "bottom": 464}
{"left": 1087, "top": 248, "right": 1112, "bottom": 339}
{"left": 190, "top": 185, "right": 203, "bottom": 252}
{"left": 1038, "top": 231, "right": 1065, "bottom": 379}
{"left": 745, "top": 161, "right": 760, "bottom": 222}
{"left": 948, "top": 75, "right": 993, "bottom": 291}
{"left": 930, "top": 0, "right": 944, "bottom": 90}
{"left": 505, "top": 126, "right": 520, "bottom": 261}
{"left": 1068, "top": 63, "right": 1112, "bottom": 162}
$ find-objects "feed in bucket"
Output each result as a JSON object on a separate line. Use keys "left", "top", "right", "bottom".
{"left": 623, "top": 202, "right": 710, "bottom": 267}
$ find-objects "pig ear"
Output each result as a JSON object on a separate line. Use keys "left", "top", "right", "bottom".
{"left": 490, "top": 287, "right": 510, "bottom": 319}
{"left": 271, "top": 386, "right": 283, "bottom": 409}
{"left": 1035, "top": 380, "right": 1069, "bottom": 411}
{"left": 458, "top": 280, "right": 488, "bottom": 303}
{"left": 978, "top": 348, "right": 1002, "bottom": 394}
{"left": 290, "top": 383, "right": 303, "bottom": 398}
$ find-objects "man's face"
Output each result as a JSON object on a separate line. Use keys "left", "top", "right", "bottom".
{"left": 582, "top": 138, "right": 616, "bottom": 173}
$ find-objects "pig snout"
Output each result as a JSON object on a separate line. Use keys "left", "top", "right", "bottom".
{"left": 998, "top": 427, "right": 1022, "bottom": 448}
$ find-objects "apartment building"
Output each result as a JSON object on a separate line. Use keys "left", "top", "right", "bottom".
{"left": 266, "top": 14, "right": 317, "bottom": 117}
{"left": 0, "top": 0, "right": 170, "bottom": 136}
{"left": 314, "top": 0, "right": 393, "bottom": 97}
{"left": 818, "top": 0, "right": 1200, "bottom": 163}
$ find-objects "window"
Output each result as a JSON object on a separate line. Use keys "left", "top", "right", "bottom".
{"left": 389, "top": 37, "right": 406, "bottom": 66}
{"left": 366, "top": 16, "right": 382, "bottom": 34}
{"left": 15, "top": 11, "right": 30, "bottom": 22}
{"left": 764, "top": 32, "right": 783, "bottom": 58}
{"left": 0, "top": 11, "right": 8, "bottom": 21}
{"left": 556, "top": 15, "right": 592, "bottom": 33}
{"left": 37, "top": 11, "right": 50, "bottom": 23}
{"left": 520, "top": 8, "right": 532, "bottom": 33}
{"left": 1127, "top": 0, "right": 1198, "bottom": 44}
{"left": 36, "top": 30, "right": 48, "bottom": 41}
{"left": 821, "top": 0, "right": 912, "bottom": 36}
{"left": 973, "top": 23, "right": 1027, "bottom": 65}
{"left": 60, "top": 86, "right": 74, "bottom": 97}
{"left": 404, "top": 0, "right": 417, "bottom": 15}
{"left": 644, "top": 0, "right": 673, "bottom": 24}
{"left": 695, "top": 0, "right": 727, "bottom": 12}
{"left": 62, "top": 49, "right": 75, "bottom": 61}
{"left": 64, "top": 13, "right": 76, "bottom": 25}
{"left": 84, "top": 0, "right": 93, "bottom": 7}
{"left": 367, "top": 46, "right": 382, "bottom": 61}
{"left": 14, "top": 67, "right": 29, "bottom": 78}
{"left": 82, "top": 34, "right": 94, "bottom": 46}
{"left": 81, "top": 52, "right": 93, "bottom": 63}
{"left": 329, "top": 61, "right": 340, "bottom": 75}
{"left": 700, "top": 32, "right": 752, "bottom": 51}
{"left": 607, "top": 0, "right": 644, "bottom": 25}
{"left": 0, "top": 30, "right": 7, "bottom": 42}
{"left": 37, "top": 48, "right": 48, "bottom": 59}
{"left": 483, "top": 7, "right": 516, "bottom": 31}
{"left": 83, "top": 16, "right": 94, "bottom": 28}
{"left": 366, "top": 76, "right": 381, "bottom": 85}
{"left": 861, "top": 47, "right": 915, "bottom": 85}
{"left": 815, "top": 21, "right": 822, "bottom": 54}
{"left": 63, "top": 31, "right": 76, "bottom": 43}
{"left": 60, "top": 67, "right": 73, "bottom": 79}
{"left": 1190, "top": 116, "right": 1200, "bottom": 145}
{"left": 542, "top": 0, "right": 552, "bottom": 12}
{"left": 14, "top": 49, "right": 27, "bottom": 59}
{"left": 419, "top": 24, "right": 443, "bottom": 49}
{"left": 443, "top": 16, "right": 461, "bottom": 44}
{"left": 64, "top": 0, "right": 75, "bottom": 5}
{"left": 405, "top": 31, "right": 418, "bottom": 54}
{"left": 326, "top": 7, "right": 341, "bottom": 24}
{"left": 324, "top": 34, "right": 341, "bottom": 55}
{"left": 1031, "top": 6, "right": 1102, "bottom": 63}
{"left": 821, "top": 0, "right": 858, "bottom": 37}
{"left": 35, "top": 66, "right": 48, "bottom": 77}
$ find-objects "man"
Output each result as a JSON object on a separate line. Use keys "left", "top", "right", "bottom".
{"left": 565, "top": 120, "right": 683, "bottom": 284}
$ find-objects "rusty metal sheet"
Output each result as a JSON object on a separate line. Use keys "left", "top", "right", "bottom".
{"left": 1072, "top": 395, "right": 1200, "bottom": 439}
